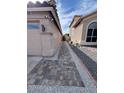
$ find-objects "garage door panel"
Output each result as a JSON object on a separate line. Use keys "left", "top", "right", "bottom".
{"left": 41, "top": 34, "right": 55, "bottom": 57}
{"left": 27, "top": 30, "right": 42, "bottom": 56}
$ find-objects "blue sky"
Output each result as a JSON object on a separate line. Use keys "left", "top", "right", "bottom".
{"left": 27, "top": 0, "right": 97, "bottom": 34}
{"left": 56, "top": 0, "right": 97, "bottom": 34}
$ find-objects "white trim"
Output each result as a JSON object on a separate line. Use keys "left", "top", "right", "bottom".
{"left": 85, "top": 20, "right": 97, "bottom": 41}
{"left": 82, "top": 42, "right": 97, "bottom": 46}
{"left": 27, "top": 7, "right": 53, "bottom": 11}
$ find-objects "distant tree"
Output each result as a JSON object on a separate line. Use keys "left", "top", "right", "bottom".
{"left": 62, "top": 33, "right": 71, "bottom": 42}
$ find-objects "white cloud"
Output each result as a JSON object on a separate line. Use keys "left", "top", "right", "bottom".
{"left": 27, "top": 0, "right": 96, "bottom": 34}
{"left": 79, "top": 0, "right": 97, "bottom": 14}
{"left": 56, "top": 0, "right": 96, "bottom": 34}
{"left": 56, "top": 0, "right": 74, "bottom": 34}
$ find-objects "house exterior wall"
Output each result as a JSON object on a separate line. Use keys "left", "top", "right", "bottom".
{"left": 70, "top": 23, "right": 83, "bottom": 44}
{"left": 81, "top": 13, "right": 97, "bottom": 45}
{"left": 70, "top": 16, "right": 81, "bottom": 44}
{"left": 70, "top": 12, "right": 97, "bottom": 46}
{"left": 27, "top": 11, "right": 62, "bottom": 56}
{"left": 47, "top": 16, "right": 62, "bottom": 54}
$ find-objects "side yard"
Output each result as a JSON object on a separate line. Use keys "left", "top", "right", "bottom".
{"left": 70, "top": 45, "right": 97, "bottom": 81}
{"left": 27, "top": 42, "right": 96, "bottom": 93}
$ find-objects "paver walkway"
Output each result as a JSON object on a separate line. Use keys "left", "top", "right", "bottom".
{"left": 28, "top": 43, "right": 84, "bottom": 87}
{"left": 70, "top": 45, "right": 97, "bottom": 81}
{"left": 28, "top": 85, "right": 87, "bottom": 93}
{"left": 27, "top": 42, "right": 96, "bottom": 93}
{"left": 27, "top": 43, "right": 87, "bottom": 93}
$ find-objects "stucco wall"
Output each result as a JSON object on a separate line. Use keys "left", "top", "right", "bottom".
{"left": 70, "top": 12, "right": 97, "bottom": 46}
{"left": 70, "top": 23, "right": 83, "bottom": 44}
{"left": 81, "top": 13, "right": 97, "bottom": 45}
{"left": 44, "top": 16, "right": 62, "bottom": 54}
{"left": 70, "top": 16, "right": 82, "bottom": 44}
{"left": 27, "top": 11, "right": 62, "bottom": 56}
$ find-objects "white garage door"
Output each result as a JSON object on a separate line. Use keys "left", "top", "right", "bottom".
{"left": 27, "top": 20, "right": 55, "bottom": 56}
{"left": 27, "top": 20, "right": 42, "bottom": 56}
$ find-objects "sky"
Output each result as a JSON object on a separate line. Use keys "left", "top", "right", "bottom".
{"left": 27, "top": 0, "right": 97, "bottom": 34}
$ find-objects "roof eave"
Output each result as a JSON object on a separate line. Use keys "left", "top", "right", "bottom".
{"left": 27, "top": 7, "right": 62, "bottom": 34}
{"left": 73, "top": 11, "right": 97, "bottom": 27}
{"left": 69, "top": 15, "right": 81, "bottom": 28}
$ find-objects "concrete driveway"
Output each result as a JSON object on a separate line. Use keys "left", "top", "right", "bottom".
{"left": 27, "top": 56, "right": 43, "bottom": 74}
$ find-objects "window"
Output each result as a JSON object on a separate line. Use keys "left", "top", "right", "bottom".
{"left": 86, "top": 22, "right": 97, "bottom": 42}
{"left": 27, "top": 21, "right": 40, "bottom": 30}
{"left": 87, "top": 29, "right": 92, "bottom": 36}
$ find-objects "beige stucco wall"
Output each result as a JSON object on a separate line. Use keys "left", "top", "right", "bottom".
{"left": 70, "top": 12, "right": 97, "bottom": 46}
{"left": 27, "top": 11, "right": 62, "bottom": 56}
{"left": 81, "top": 13, "right": 97, "bottom": 45}
{"left": 45, "top": 16, "right": 62, "bottom": 54}
{"left": 70, "top": 16, "right": 82, "bottom": 44}
{"left": 70, "top": 23, "right": 83, "bottom": 44}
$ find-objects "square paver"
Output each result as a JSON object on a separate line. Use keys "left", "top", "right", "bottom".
{"left": 28, "top": 44, "right": 85, "bottom": 87}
